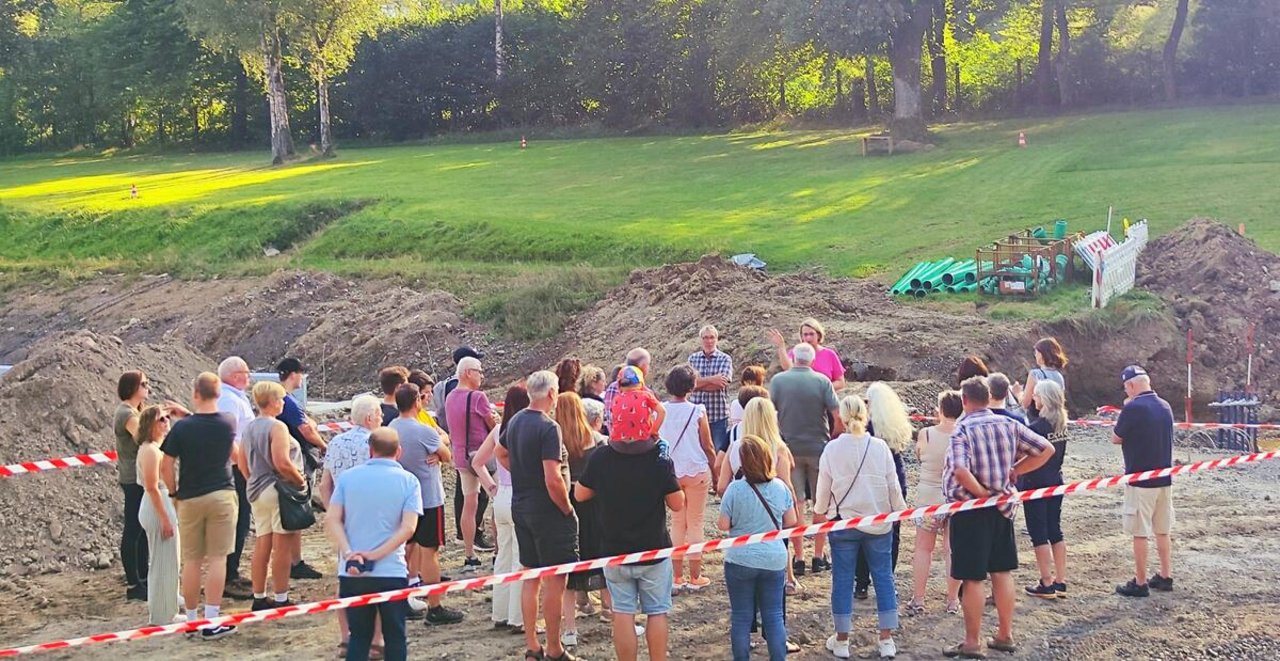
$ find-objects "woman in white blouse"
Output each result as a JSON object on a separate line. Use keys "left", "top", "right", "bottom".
{"left": 815, "top": 395, "right": 906, "bottom": 660}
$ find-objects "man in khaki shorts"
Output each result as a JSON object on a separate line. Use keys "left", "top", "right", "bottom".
{"left": 1111, "top": 366, "right": 1176, "bottom": 598}
{"left": 162, "top": 372, "right": 244, "bottom": 639}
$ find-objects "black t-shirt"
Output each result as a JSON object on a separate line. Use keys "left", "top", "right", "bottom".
{"left": 1115, "top": 391, "right": 1175, "bottom": 488}
{"left": 1019, "top": 417, "right": 1068, "bottom": 489}
{"left": 161, "top": 412, "right": 235, "bottom": 500}
{"left": 381, "top": 403, "right": 399, "bottom": 427}
{"left": 578, "top": 445, "right": 680, "bottom": 564}
{"left": 500, "top": 409, "right": 569, "bottom": 514}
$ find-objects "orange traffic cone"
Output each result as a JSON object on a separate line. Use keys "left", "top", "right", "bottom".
{"left": 520, "top": 135, "right": 527, "bottom": 150}
{"left": 1018, "top": 131, "right": 1027, "bottom": 147}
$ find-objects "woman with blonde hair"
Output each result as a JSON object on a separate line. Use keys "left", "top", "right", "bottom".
{"left": 554, "top": 391, "right": 605, "bottom": 646}
{"left": 1013, "top": 337, "right": 1068, "bottom": 418}
{"left": 766, "top": 318, "right": 846, "bottom": 389}
{"left": 855, "top": 382, "right": 912, "bottom": 600}
{"left": 1021, "top": 380, "right": 1071, "bottom": 599}
{"left": 906, "top": 391, "right": 963, "bottom": 615}
{"left": 135, "top": 404, "right": 182, "bottom": 624}
{"left": 718, "top": 435, "right": 798, "bottom": 660}
{"left": 235, "top": 381, "right": 307, "bottom": 611}
{"left": 817, "top": 394, "right": 905, "bottom": 659}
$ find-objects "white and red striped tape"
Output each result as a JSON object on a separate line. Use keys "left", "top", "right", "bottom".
{"left": 0, "top": 451, "right": 118, "bottom": 478}
{"left": 1, "top": 448, "right": 1275, "bottom": 657}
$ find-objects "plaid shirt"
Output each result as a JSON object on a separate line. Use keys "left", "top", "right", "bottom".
{"left": 943, "top": 409, "right": 1051, "bottom": 518}
{"left": 687, "top": 349, "right": 733, "bottom": 422}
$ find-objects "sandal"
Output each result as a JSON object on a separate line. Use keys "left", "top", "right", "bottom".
{"left": 369, "top": 644, "right": 385, "bottom": 661}
{"left": 946, "top": 600, "right": 961, "bottom": 615}
{"left": 543, "top": 651, "right": 582, "bottom": 661}
{"left": 785, "top": 639, "right": 801, "bottom": 654}
{"left": 336, "top": 642, "right": 348, "bottom": 659}
{"left": 943, "top": 643, "right": 987, "bottom": 659}
{"left": 987, "top": 636, "right": 1018, "bottom": 653}
{"left": 784, "top": 580, "right": 801, "bottom": 596}
{"left": 905, "top": 601, "right": 926, "bottom": 616}
{"left": 523, "top": 649, "right": 544, "bottom": 661}
{"left": 598, "top": 607, "right": 613, "bottom": 624}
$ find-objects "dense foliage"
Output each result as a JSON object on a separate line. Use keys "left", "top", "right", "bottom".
{"left": 1, "top": 0, "right": 1277, "bottom": 156}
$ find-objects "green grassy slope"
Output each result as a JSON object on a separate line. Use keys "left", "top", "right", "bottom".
{"left": 3, "top": 105, "right": 1279, "bottom": 286}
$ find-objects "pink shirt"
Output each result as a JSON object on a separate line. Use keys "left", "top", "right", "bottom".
{"left": 444, "top": 388, "right": 492, "bottom": 469}
{"left": 788, "top": 346, "right": 845, "bottom": 382}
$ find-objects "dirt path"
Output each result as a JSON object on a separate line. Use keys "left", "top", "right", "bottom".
{"left": 2, "top": 433, "right": 1277, "bottom": 660}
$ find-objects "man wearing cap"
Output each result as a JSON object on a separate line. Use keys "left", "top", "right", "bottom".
{"left": 433, "top": 347, "right": 494, "bottom": 553}
{"left": 276, "top": 357, "right": 325, "bottom": 580}
{"left": 1112, "top": 366, "right": 1176, "bottom": 598}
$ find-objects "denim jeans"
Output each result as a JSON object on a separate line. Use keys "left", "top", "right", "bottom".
{"left": 830, "top": 528, "right": 898, "bottom": 633}
{"left": 604, "top": 559, "right": 674, "bottom": 615}
{"left": 725, "top": 562, "right": 787, "bottom": 660}
{"left": 339, "top": 577, "right": 409, "bottom": 661}
{"left": 709, "top": 418, "right": 730, "bottom": 453}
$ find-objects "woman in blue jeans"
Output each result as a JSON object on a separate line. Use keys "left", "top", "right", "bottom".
{"left": 719, "top": 434, "right": 798, "bottom": 660}
{"left": 815, "top": 395, "right": 907, "bottom": 660}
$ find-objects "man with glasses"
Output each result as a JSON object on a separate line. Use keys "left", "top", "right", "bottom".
{"left": 445, "top": 355, "right": 499, "bottom": 573}
{"left": 432, "top": 347, "right": 494, "bottom": 555}
{"left": 216, "top": 356, "right": 256, "bottom": 599}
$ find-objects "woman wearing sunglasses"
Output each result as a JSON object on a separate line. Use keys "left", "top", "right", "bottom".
{"left": 136, "top": 404, "right": 184, "bottom": 625}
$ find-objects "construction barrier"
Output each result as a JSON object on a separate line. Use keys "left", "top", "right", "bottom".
{"left": 1, "top": 448, "right": 1274, "bottom": 656}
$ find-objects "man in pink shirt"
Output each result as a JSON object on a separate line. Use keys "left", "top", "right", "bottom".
{"left": 444, "top": 355, "right": 498, "bottom": 574}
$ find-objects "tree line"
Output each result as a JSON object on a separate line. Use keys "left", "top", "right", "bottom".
{"left": 2, "top": 0, "right": 1278, "bottom": 160}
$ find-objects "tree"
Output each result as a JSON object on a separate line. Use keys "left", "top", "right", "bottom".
{"left": 178, "top": 0, "right": 297, "bottom": 164}
{"left": 1162, "top": 0, "right": 1189, "bottom": 101}
{"left": 292, "top": 0, "right": 390, "bottom": 157}
{"left": 1036, "top": 0, "right": 1055, "bottom": 105}
{"left": 1053, "top": 0, "right": 1072, "bottom": 106}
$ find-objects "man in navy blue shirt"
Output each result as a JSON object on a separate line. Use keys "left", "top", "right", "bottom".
{"left": 276, "top": 358, "right": 326, "bottom": 580}
{"left": 1111, "top": 365, "right": 1175, "bottom": 598}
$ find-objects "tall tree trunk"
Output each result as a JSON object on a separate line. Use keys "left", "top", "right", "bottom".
{"left": 865, "top": 54, "right": 879, "bottom": 116}
{"left": 1162, "top": 0, "right": 1190, "bottom": 102}
{"left": 1054, "top": 1, "right": 1072, "bottom": 107}
{"left": 853, "top": 77, "right": 868, "bottom": 120}
{"left": 190, "top": 103, "right": 200, "bottom": 142}
{"left": 317, "top": 67, "right": 333, "bottom": 157}
{"left": 779, "top": 76, "right": 788, "bottom": 114}
{"left": 262, "top": 27, "right": 295, "bottom": 165}
{"left": 928, "top": 0, "right": 948, "bottom": 115}
{"left": 495, "top": 0, "right": 505, "bottom": 81}
{"left": 231, "top": 61, "right": 249, "bottom": 145}
{"left": 888, "top": 3, "right": 931, "bottom": 139}
{"left": 1037, "top": 0, "right": 1056, "bottom": 107}
{"left": 157, "top": 109, "right": 167, "bottom": 145}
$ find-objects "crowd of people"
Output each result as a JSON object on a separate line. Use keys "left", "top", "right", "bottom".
{"left": 110, "top": 321, "right": 1177, "bottom": 661}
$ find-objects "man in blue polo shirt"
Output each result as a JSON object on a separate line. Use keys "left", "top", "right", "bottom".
{"left": 276, "top": 357, "right": 326, "bottom": 580}
{"left": 327, "top": 428, "right": 422, "bottom": 661}
{"left": 1111, "top": 365, "right": 1175, "bottom": 598}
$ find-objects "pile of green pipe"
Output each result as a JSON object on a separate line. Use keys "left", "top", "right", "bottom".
{"left": 890, "top": 257, "right": 978, "bottom": 297}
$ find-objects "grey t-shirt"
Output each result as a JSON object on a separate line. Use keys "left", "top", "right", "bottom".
{"left": 389, "top": 417, "right": 445, "bottom": 509}
{"left": 114, "top": 403, "right": 140, "bottom": 485}
{"left": 768, "top": 366, "right": 839, "bottom": 458}
{"left": 243, "top": 417, "right": 302, "bottom": 502}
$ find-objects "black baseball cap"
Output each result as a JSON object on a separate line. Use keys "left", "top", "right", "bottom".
{"left": 452, "top": 346, "right": 485, "bottom": 365}
{"left": 276, "top": 357, "right": 306, "bottom": 378}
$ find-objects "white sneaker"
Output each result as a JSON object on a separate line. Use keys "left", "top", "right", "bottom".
{"left": 634, "top": 624, "right": 646, "bottom": 636}
{"left": 407, "top": 595, "right": 429, "bottom": 612}
{"left": 878, "top": 637, "right": 897, "bottom": 659}
{"left": 826, "top": 634, "right": 851, "bottom": 659}
{"left": 561, "top": 630, "right": 578, "bottom": 647}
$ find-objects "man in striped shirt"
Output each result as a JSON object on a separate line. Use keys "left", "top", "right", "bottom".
{"left": 943, "top": 376, "right": 1053, "bottom": 659}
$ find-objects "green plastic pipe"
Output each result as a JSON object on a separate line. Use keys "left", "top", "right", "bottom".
{"left": 910, "top": 257, "right": 955, "bottom": 289}
{"left": 893, "top": 261, "right": 932, "bottom": 293}
{"left": 941, "top": 259, "right": 976, "bottom": 286}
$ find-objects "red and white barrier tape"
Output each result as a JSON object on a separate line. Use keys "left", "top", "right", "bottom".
{"left": 0, "top": 451, "right": 118, "bottom": 477}
{"left": 907, "top": 413, "right": 1280, "bottom": 431}
{"left": 2, "top": 448, "right": 1275, "bottom": 657}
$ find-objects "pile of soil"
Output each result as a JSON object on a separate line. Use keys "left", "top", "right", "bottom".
{"left": 0, "top": 331, "right": 210, "bottom": 577}
{"left": 0, "top": 272, "right": 528, "bottom": 400}
{"left": 1137, "top": 218, "right": 1280, "bottom": 411}
{"left": 548, "top": 255, "right": 1026, "bottom": 391}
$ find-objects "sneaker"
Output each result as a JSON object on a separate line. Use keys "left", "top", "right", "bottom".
{"left": 199, "top": 624, "right": 236, "bottom": 641}
{"left": 251, "top": 597, "right": 272, "bottom": 611}
{"left": 792, "top": 558, "right": 806, "bottom": 577}
{"left": 878, "top": 637, "right": 898, "bottom": 659}
{"left": 826, "top": 634, "right": 851, "bottom": 659}
{"left": 460, "top": 557, "right": 483, "bottom": 575}
{"left": 685, "top": 576, "right": 711, "bottom": 591}
{"left": 425, "top": 604, "right": 465, "bottom": 625}
{"left": 854, "top": 585, "right": 869, "bottom": 601}
{"left": 634, "top": 624, "right": 646, "bottom": 636}
{"left": 1149, "top": 574, "right": 1174, "bottom": 592}
{"left": 407, "top": 595, "right": 429, "bottom": 612}
{"left": 812, "top": 557, "right": 831, "bottom": 573}
{"left": 223, "top": 582, "right": 254, "bottom": 600}
{"left": 1116, "top": 579, "right": 1150, "bottom": 598}
{"left": 125, "top": 584, "right": 147, "bottom": 601}
{"left": 1053, "top": 581, "right": 1068, "bottom": 599}
{"left": 291, "top": 561, "right": 323, "bottom": 580}
{"left": 474, "top": 535, "right": 496, "bottom": 553}
{"left": 1025, "top": 581, "right": 1057, "bottom": 599}
{"left": 561, "top": 630, "right": 578, "bottom": 647}
{"left": 671, "top": 578, "right": 687, "bottom": 596}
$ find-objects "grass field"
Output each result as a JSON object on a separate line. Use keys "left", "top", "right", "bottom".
{"left": 3, "top": 104, "right": 1279, "bottom": 300}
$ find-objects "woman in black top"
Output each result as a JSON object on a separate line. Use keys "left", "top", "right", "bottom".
{"left": 1021, "top": 380, "right": 1070, "bottom": 599}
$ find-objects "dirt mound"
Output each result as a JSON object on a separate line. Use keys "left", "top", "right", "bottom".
{"left": 553, "top": 255, "right": 1026, "bottom": 390}
{"left": 0, "top": 272, "right": 529, "bottom": 400}
{"left": 1138, "top": 218, "right": 1280, "bottom": 409}
{"left": 0, "top": 331, "right": 210, "bottom": 577}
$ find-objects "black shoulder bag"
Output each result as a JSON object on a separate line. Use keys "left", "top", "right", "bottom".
{"left": 277, "top": 478, "right": 316, "bottom": 531}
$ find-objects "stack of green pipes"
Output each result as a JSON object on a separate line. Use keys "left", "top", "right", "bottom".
{"left": 892, "top": 254, "right": 1069, "bottom": 297}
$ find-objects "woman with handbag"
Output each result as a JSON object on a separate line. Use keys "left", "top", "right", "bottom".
{"left": 237, "top": 381, "right": 309, "bottom": 611}
{"left": 659, "top": 364, "right": 719, "bottom": 593}
{"left": 719, "top": 434, "right": 797, "bottom": 660}
{"left": 816, "top": 395, "right": 906, "bottom": 660}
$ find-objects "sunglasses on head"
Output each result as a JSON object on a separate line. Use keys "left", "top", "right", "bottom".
{"left": 158, "top": 415, "right": 170, "bottom": 423}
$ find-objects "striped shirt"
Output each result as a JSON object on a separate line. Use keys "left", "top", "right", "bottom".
{"left": 943, "top": 408, "right": 1051, "bottom": 518}
{"left": 687, "top": 349, "right": 733, "bottom": 422}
